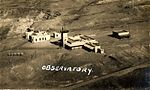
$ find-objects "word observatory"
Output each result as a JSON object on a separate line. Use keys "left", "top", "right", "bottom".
{"left": 42, "top": 65, "right": 93, "bottom": 75}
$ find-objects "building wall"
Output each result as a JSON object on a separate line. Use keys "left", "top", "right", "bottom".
{"left": 84, "top": 43, "right": 102, "bottom": 53}
{"left": 113, "top": 31, "right": 130, "bottom": 39}
{"left": 53, "top": 32, "right": 61, "bottom": 39}
{"left": 62, "top": 33, "right": 68, "bottom": 47}
{"left": 25, "top": 31, "right": 34, "bottom": 40}
{"left": 118, "top": 32, "right": 130, "bottom": 36}
{"left": 65, "top": 41, "right": 85, "bottom": 47}
{"left": 31, "top": 35, "right": 50, "bottom": 43}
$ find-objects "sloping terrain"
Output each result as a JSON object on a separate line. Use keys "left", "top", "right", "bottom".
{"left": 0, "top": 0, "right": 149, "bottom": 89}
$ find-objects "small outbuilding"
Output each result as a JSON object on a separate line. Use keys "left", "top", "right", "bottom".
{"left": 112, "top": 30, "right": 130, "bottom": 39}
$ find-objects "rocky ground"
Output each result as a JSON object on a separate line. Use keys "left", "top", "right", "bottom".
{"left": 0, "top": 0, "right": 149, "bottom": 89}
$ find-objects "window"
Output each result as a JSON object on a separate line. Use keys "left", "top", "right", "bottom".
{"left": 39, "top": 38, "right": 41, "bottom": 41}
{"left": 35, "top": 39, "right": 37, "bottom": 41}
{"left": 45, "top": 38, "right": 46, "bottom": 40}
{"left": 42, "top": 38, "right": 44, "bottom": 40}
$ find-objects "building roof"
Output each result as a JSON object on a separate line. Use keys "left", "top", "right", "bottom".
{"left": 67, "top": 38, "right": 81, "bottom": 44}
{"left": 80, "top": 35, "right": 95, "bottom": 40}
{"left": 113, "top": 30, "right": 129, "bottom": 33}
{"left": 84, "top": 42, "right": 101, "bottom": 50}
{"left": 31, "top": 31, "right": 49, "bottom": 36}
{"left": 86, "top": 42, "right": 100, "bottom": 47}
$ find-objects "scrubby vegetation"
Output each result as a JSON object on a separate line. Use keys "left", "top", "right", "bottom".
{"left": 0, "top": 0, "right": 149, "bottom": 89}
{"left": 0, "top": 27, "right": 10, "bottom": 40}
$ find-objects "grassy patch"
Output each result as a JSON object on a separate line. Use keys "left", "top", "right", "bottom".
{"left": 0, "top": 27, "right": 10, "bottom": 40}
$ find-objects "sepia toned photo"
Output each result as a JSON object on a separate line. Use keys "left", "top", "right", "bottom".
{"left": 0, "top": 0, "right": 149, "bottom": 89}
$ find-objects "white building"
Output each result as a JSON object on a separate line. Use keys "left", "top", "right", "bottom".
{"left": 25, "top": 30, "right": 51, "bottom": 43}
{"left": 25, "top": 30, "right": 34, "bottom": 40}
{"left": 64, "top": 34, "right": 104, "bottom": 53}
{"left": 80, "top": 35, "right": 98, "bottom": 43}
{"left": 84, "top": 43, "right": 104, "bottom": 53}
{"left": 24, "top": 28, "right": 104, "bottom": 54}
{"left": 65, "top": 35, "right": 98, "bottom": 48}
{"left": 65, "top": 36, "right": 85, "bottom": 49}
{"left": 52, "top": 32, "right": 61, "bottom": 39}
{"left": 112, "top": 30, "right": 130, "bottom": 39}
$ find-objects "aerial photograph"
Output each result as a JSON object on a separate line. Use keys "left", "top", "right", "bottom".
{"left": 0, "top": 0, "right": 149, "bottom": 89}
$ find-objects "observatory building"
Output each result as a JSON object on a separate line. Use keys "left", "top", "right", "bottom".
{"left": 64, "top": 34, "right": 105, "bottom": 54}
{"left": 24, "top": 28, "right": 105, "bottom": 54}
{"left": 112, "top": 30, "right": 130, "bottom": 39}
{"left": 25, "top": 30, "right": 51, "bottom": 43}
